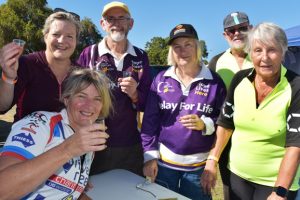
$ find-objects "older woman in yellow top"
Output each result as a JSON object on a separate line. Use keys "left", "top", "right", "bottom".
{"left": 202, "top": 22, "right": 300, "bottom": 200}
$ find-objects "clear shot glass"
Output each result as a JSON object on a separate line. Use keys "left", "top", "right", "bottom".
{"left": 13, "top": 39, "right": 26, "bottom": 47}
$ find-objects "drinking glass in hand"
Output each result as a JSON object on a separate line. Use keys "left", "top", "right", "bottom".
{"left": 13, "top": 39, "right": 26, "bottom": 47}
{"left": 95, "top": 118, "right": 105, "bottom": 126}
{"left": 123, "top": 71, "right": 132, "bottom": 78}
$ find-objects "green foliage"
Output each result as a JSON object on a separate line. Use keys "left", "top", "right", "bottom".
{"left": 0, "top": 4, "right": 25, "bottom": 47}
{"left": 199, "top": 40, "right": 208, "bottom": 59}
{"left": 73, "top": 17, "right": 103, "bottom": 59}
{"left": 145, "top": 37, "right": 169, "bottom": 65}
{"left": 145, "top": 36, "right": 209, "bottom": 66}
{"left": 0, "top": 0, "right": 51, "bottom": 52}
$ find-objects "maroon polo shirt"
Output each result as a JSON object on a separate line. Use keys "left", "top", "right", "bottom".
{"left": 11, "top": 51, "right": 65, "bottom": 122}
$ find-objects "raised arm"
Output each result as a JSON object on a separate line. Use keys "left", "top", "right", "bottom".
{"left": 0, "top": 122, "right": 108, "bottom": 200}
{"left": 0, "top": 43, "right": 22, "bottom": 111}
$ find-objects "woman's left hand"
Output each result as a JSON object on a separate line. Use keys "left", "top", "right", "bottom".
{"left": 201, "top": 160, "right": 218, "bottom": 195}
{"left": 179, "top": 114, "right": 205, "bottom": 130}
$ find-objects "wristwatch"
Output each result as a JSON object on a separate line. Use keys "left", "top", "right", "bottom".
{"left": 273, "top": 186, "right": 288, "bottom": 197}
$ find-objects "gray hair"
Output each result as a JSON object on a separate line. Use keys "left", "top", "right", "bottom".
{"left": 167, "top": 39, "right": 202, "bottom": 66}
{"left": 42, "top": 11, "right": 82, "bottom": 40}
{"left": 246, "top": 22, "right": 288, "bottom": 57}
{"left": 61, "top": 68, "right": 112, "bottom": 118}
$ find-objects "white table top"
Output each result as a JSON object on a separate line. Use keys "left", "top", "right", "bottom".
{"left": 86, "top": 169, "right": 191, "bottom": 200}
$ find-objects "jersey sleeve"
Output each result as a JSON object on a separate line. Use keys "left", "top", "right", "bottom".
{"left": 207, "top": 52, "right": 225, "bottom": 72}
{"left": 140, "top": 72, "right": 163, "bottom": 153}
{"left": 76, "top": 45, "right": 95, "bottom": 68}
{"left": 135, "top": 51, "right": 152, "bottom": 111}
{"left": 286, "top": 75, "right": 300, "bottom": 147}
{"left": 1, "top": 112, "right": 50, "bottom": 160}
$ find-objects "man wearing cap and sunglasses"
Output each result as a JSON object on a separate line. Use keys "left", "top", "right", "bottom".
{"left": 208, "top": 11, "right": 253, "bottom": 200}
{"left": 77, "top": 1, "right": 151, "bottom": 176}
{"left": 209, "top": 11, "right": 253, "bottom": 89}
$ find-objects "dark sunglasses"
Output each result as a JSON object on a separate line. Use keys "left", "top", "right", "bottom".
{"left": 225, "top": 26, "right": 248, "bottom": 35}
{"left": 54, "top": 8, "right": 80, "bottom": 21}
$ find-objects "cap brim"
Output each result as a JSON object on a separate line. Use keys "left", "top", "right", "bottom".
{"left": 168, "top": 34, "right": 196, "bottom": 45}
{"left": 102, "top": 6, "right": 130, "bottom": 16}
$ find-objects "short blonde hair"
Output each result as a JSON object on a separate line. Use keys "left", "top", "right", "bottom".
{"left": 61, "top": 68, "right": 112, "bottom": 118}
{"left": 167, "top": 39, "right": 202, "bottom": 66}
{"left": 42, "top": 11, "right": 82, "bottom": 40}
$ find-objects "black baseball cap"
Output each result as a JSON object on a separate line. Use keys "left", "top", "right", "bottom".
{"left": 168, "top": 24, "right": 198, "bottom": 45}
{"left": 223, "top": 12, "right": 249, "bottom": 29}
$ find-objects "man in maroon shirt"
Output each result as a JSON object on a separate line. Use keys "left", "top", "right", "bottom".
{"left": 77, "top": 1, "right": 151, "bottom": 176}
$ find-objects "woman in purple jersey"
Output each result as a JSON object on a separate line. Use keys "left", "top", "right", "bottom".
{"left": 141, "top": 24, "right": 226, "bottom": 200}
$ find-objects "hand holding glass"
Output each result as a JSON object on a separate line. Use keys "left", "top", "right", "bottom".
{"left": 13, "top": 39, "right": 26, "bottom": 56}
{"left": 118, "top": 71, "right": 132, "bottom": 87}
{"left": 123, "top": 71, "right": 132, "bottom": 78}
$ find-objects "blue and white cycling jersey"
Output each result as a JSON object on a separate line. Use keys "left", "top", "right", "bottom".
{"left": 1, "top": 109, "right": 93, "bottom": 200}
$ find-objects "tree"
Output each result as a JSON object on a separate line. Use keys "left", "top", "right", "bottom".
{"left": 0, "top": 0, "right": 102, "bottom": 58}
{"left": 0, "top": 0, "right": 51, "bottom": 52}
{"left": 145, "top": 36, "right": 209, "bottom": 66}
{"left": 74, "top": 17, "right": 103, "bottom": 59}
{"left": 145, "top": 37, "right": 169, "bottom": 65}
{"left": 199, "top": 40, "right": 208, "bottom": 59}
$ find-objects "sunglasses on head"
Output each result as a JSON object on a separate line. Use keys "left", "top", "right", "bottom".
{"left": 225, "top": 26, "right": 248, "bottom": 35}
{"left": 54, "top": 8, "right": 80, "bottom": 21}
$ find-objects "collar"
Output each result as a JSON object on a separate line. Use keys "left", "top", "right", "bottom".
{"left": 225, "top": 48, "right": 251, "bottom": 62}
{"left": 163, "top": 63, "right": 213, "bottom": 82}
{"left": 98, "top": 37, "right": 137, "bottom": 57}
{"left": 60, "top": 108, "right": 70, "bottom": 125}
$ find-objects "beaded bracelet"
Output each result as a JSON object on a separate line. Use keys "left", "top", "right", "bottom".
{"left": 1, "top": 72, "right": 17, "bottom": 85}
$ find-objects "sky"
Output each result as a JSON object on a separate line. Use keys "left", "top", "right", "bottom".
{"left": 1, "top": 0, "right": 300, "bottom": 60}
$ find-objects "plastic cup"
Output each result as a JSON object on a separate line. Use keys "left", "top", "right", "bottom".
{"left": 13, "top": 39, "right": 26, "bottom": 47}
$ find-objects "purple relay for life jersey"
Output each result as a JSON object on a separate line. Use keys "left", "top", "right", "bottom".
{"left": 77, "top": 41, "right": 152, "bottom": 147}
{"left": 141, "top": 65, "right": 227, "bottom": 170}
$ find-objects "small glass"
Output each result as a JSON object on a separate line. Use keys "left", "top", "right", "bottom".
{"left": 118, "top": 71, "right": 132, "bottom": 87}
{"left": 13, "top": 39, "right": 26, "bottom": 47}
{"left": 95, "top": 118, "right": 105, "bottom": 126}
{"left": 123, "top": 71, "right": 132, "bottom": 78}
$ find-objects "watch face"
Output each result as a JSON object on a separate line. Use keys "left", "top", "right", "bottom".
{"left": 275, "top": 186, "right": 288, "bottom": 197}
